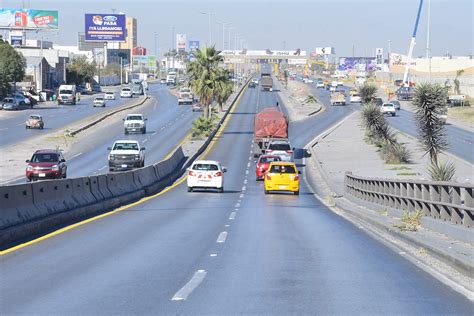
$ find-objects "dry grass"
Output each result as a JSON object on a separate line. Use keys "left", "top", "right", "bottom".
{"left": 394, "top": 210, "right": 423, "bottom": 232}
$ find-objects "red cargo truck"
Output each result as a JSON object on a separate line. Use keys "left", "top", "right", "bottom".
{"left": 253, "top": 108, "right": 288, "bottom": 157}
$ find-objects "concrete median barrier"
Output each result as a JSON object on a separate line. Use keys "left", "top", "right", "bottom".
{"left": 0, "top": 146, "right": 187, "bottom": 250}
{"left": 0, "top": 183, "right": 34, "bottom": 230}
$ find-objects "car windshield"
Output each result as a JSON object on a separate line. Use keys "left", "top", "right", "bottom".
{"left": 193, "top": 163, "right": 219, "bottom": 171}
{"left": 391, "top": 101, "right": 400, "bottom": 105}
{"left": 95, "top": 97, "right": 104, "bottom": 100}
{"left": 269, "top": 143, "right": 291, "bottom": 151}
{"left": 260, "top": 156, "right": 281, "bottom": 163}
{"left": 59, "top": 90, "right": 73, "bottom": 94}
{"left": 269, "top": 164, "right": 296, "bottom": 174}
{"left": 30, "top": 116, "right": 41, "bottom": 120}
{"left": 31, "top": 153, "right": 59, "bottom": 163}
{"left": 113, "top": 143, "right": 138, "bottom": 150}
{"left": 127, "top": 116, "right": 142, "bottom": 121}
{"left": 122, "top": 88, "right": 131, "bottom": 91}
{"left": 3, "top": 98, "right": 14, "bottom": 103}
{"left": 106, "top": 92, "right": 114, "bottom": 95}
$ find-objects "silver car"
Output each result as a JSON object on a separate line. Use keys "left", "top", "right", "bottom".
{"left": 2, "top": 98, "right": 19, "bottom": 110}
{"left": 265, "top": 140, "right": 294, "bottom": 162}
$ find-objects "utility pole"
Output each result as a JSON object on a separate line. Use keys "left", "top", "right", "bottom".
{"left": 216, "top": 21, "right": 231, "bottom": 51}
{"left": 200, "top": 12, "right": 214, "bottom": 46}
{"left": 426, "top": 0, "right": 432, "bottom": 82}
{"left": 388, "top": 39, "right": 392, "bottom": 83}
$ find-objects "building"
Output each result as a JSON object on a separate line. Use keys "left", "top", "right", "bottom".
{"left": 120, "top": 17, "right": 137, "bottom": 50}
{"left": 23, "top": 56, "right": 50, "bottom": 90}
{"left": 77, "top": 32, "right": 104, "bottom": 52}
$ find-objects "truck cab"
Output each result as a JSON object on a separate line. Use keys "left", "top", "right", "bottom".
{"left": 123, "top": 114, "right": 147, "bottom": 134}
{"left": 108, "top": 140, "right": 146, "bottom": 172}
{"left": 57, "top": 85, "right": 77, "bottom": 105}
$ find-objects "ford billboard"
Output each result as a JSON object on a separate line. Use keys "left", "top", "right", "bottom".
{"left": 85, "top": 13, "right": 126, "bottom": 42}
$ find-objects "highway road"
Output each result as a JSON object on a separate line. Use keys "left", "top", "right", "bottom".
{"left": 386, "top": 109, "right": 474, "bottom": 164}
{"left": 308, "top": 83, "right": 473, "bottom": 164}
{"left": 2, "top": 86, "right": 472, "bottom": 314}
{"left": 0, "top": 88, "right": 133, "bottom": 147}
{"left": 6, "top": 84, "right": 199, "bottom": 184}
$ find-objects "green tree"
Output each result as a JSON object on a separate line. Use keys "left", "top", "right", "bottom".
{"left": 453, "top": 69, "right": 464, "bottom": 95}
{"left": 413, "top": 83, "right": 449, "bottom": 166}
{"left": 66, "top": 55, "right": 96, "bottom": 85}
{"left": 187, "top": 46, "right": 223, "bottom": 119}
{"left": 0, "top": 41, "right": 26, "bottom": 97}
{"left": 215, "top": 67, "right": 233, "bottom": 112}
{"left": 358, "top": 83, "right": 378, "bottom": 104}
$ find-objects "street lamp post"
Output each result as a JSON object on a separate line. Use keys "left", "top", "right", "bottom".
{"left": 200, "top": 12, "right": 214, "bottom": 46}
{"left": 216, "top": 21, "right": 231, "bottom": 51}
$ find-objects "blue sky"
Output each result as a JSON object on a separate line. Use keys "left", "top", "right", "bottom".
{"left": 1, "top": 0, "right": 473, "bottom": 58}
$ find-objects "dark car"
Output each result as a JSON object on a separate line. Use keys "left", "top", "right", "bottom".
{"left": 396, "top": 87, "right": 414, "bottom": 101}
{"left": 248, "top": 81, "right": 257, "bottom": 88}
{"left": 25, "top": 149, "right": 67, "bottom": 181}
{"left": 373, "top": 97, "right": 383, "bottom": 107}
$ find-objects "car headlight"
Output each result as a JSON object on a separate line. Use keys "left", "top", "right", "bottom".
{"left": 27, "top": 165, "right": 33, "bottom": 171}
{"left": 52, "top": 165, "right": 59, "bottom": 171}
{"left": 109, "top": 155, "right": 116, "bottom": 160}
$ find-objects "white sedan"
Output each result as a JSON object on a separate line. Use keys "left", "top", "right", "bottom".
{"left": 350, "top": 93, "right": 362, "bottom": 103}
{"left": 104, "top": 92, "right": 116, "bottom": 100}
{"left": 93, "top": 97, "right": 106, "bottom": 107}
{"left": 187, "top": 160, "right": 226, "bottom": 193}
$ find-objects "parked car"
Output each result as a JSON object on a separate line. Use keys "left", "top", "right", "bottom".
{"left": 187, "top": 160, "right": 226, "bottom": 193}
{"left": 104, "top": 92, "right": 116, "bottom": 100}
{"left": 12, "top": 92, "right": 31, "bottom": 106}
{"left": 389, "top": 100, "right": 401, "bottom": 110}
{"left": 108, "top": 140, "right": 145, "bottom": 172}
{"left": 25, "top": 149, "right": 67, "bottom": 181}
{"left": 93, "top": 96, "right": 106, "bottom": 107}
{"left": 255, "top": 155, "right": 281, "bottom": 181}
{"left": 123, "top": 114, "right": 147, "bottom": 134}
{"left": 264, "top": 161, "right": 300, "bottom": 195}
{"left": 381, "top": 103, "right": 396, "bottom": 116}
{"left": 265, "top": 140, "right": 293, "bottom": 162}
{"left": 1, "top": 97, "right": 19, "bottom": 110}
{"left": 25, "top": 114, "right": 44, "bottom": 129}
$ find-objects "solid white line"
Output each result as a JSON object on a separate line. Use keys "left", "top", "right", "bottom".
{"left": 98, "top": 165, "right": 107, "bottom": 171}
{"left": 69, "top": 152, "right": 83, "bottom": 160}
{"left": 217, "top": 231, "right": 228, "bottom": 243}
{"left": 171, "top": 270, "right": 207, "bottom": 301}
{"left": 229, "top": 212, "right": 236, "bottom": 220}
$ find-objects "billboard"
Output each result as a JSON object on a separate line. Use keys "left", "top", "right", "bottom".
{"left": 188, "top": 40, "right": 200, "bottom": 52}
{"left": 85, "top": 14, "right": 126, "bottom": 42}
{"left": 338, "top": 57, "right": 377, "bottom": 72}
{"left": 9, "top": 30, "right": 24, "bottom": 46}
{"left": 375, "top": 48, "right": 384, "bottom": 65}
{"left": 176, "top": 34, "right": 186, "bottom": 52}
{"left": 315, "top": 47, "right": 335, "bottom": 55}
{"left": 0, "top": 8, "right": 58, "bottom": 29}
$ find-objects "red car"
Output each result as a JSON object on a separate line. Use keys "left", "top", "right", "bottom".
{"left": 255, "top": 155, "right": 281, "bottom": 180}
{"left": 26, "top": 149, "right": 67, "bottom": 181}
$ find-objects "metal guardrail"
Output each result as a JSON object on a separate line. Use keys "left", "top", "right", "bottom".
{"left": 345, "top": 172, "right": 474, "bottom": 228}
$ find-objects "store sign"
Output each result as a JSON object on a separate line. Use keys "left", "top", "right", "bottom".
{"left": 315, "top": 47, "right": 335, "bottom": 55}
{"left": 176, "top": 34, "right": 186, "bottom": 52}
{"left": 9, "top": 30, "right": 24, "bottom": 46}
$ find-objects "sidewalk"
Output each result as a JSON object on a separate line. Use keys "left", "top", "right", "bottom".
{"left": 274, "top": 80, "right": 322, "bottom": 121}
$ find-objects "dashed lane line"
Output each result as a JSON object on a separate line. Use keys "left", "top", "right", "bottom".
{"left": 217, "top": 232, "right": 228, "bottom": 243}
{"left": 171, "top": 270, "right": 207, "bottom": 301}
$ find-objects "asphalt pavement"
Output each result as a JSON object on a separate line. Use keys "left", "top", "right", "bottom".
{"left": 0, "top": 88, "right": 130, "bottom": 147}
{"left": 2, "top": 85, "right": 472, "bottom": 314}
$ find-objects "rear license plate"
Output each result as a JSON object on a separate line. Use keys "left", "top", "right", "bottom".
{"left": 39, "top": 173, "right": 46, "bottom": 177}
{"left": 121, "top": 164, "right": 127, "bottom": 168}
{"left": 132, "top": 129, "right": 137, "bottom": 131}
{"left": 279, "top": 185, "right": 287, "bottom": 189}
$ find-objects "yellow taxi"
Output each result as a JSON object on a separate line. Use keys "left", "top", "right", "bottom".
{"left": 264, "top": 162, "right": 300, "bottom": 195}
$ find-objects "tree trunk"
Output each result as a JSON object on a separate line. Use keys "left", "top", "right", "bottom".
{"left": 203, "top": 103, "right": 209, "bottom": 119}
{"left": 217, "top": 101, "right": 223, "bottom": 113}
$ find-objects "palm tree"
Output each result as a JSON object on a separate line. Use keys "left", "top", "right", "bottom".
{"left": 187, "top": 46, "right": 223, "bottom": 119}
{"left": 215, "top": 67, "right": 233, "bottom": 112}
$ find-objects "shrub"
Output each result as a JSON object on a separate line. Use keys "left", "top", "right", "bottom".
{"left": 395, "top": 210, "right": 423, "bottom": 231}
{"left": 191, "top": 117, "right": 216, "bottom": 138}
{"left": 381, "top": 143, "right": 411, "bottom": 164}
{"left": 358, "top": 83, "right": 378, "bottom": 104}
{"left": 427, "top": 160, "right": 456, "bottom": 182}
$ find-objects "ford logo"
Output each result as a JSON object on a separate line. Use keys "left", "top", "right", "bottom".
{"left": 103, "top": 16, "right": 117, "bottom": 22}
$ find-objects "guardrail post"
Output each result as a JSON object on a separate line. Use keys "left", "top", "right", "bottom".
{"left": 421, "top": 184, "right": 431, "bottom": 217}
{"left": 440, "top": 185, "right": 451, "bottom": 222}
{"left": 394, "top": 182, "right": 401, "bottom": 208}
{"left": 430, "top": 185, "right": 441, "bottom": 219}
{"left": 400, "top": 182, "right": 408, "bottom": 210}
{"left": 407, "top": 183, "right": 415, "bottom": 211}
{"left": 450, "top": 186, "right": 462, "bottom": 225}
{"left": 388, "top": 181, "right": 395, "bottom": 208}
{"left": 414, "top": 183, "right": 422, "bottom": 212}
{"left": 382, "top": 181, "right": 389, "bottom": 206}
{"left": 463, "top": 187, "right": 473, "bottom": 228}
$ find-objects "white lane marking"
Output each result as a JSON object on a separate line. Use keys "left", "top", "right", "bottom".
{"left": 245, "top": 170, "right": 249, "bottom": 175}
{"left": 152, "top": 131, "right": 157, "bottom": 136}
{"left": 244, "top": 179, "right": 248, "bottom": 184}
{"left": 210, "top": 253, "right": 217, "bottom": 257}
{"left": 229, "top": 212, "right": 236, "bottom": 220}
{"left": 0, "top": 127, "right": 8, "bottom": 131}
{"left": 224, "top": 224, "right": 230, "bottom": 227}
{"left": 98, "top": 165, "right": 107, "bottom": 171}
{"left": 247, "top": 162, "right": 250, "bottom": 168}
{"left": 171, "top": 270, "right": 207, "bottom": 301}
{"left": 239, "top": 194, "right": 244, "bottom": 198}
{"left": 69, "top": 152, "right": 82, "bottom": 160}
{"left": 248, "top": 156, "right": 251, "bottom": 161}
{"left": 143, "top": 138, "right": 148, "bottom": 143}
{"left": 242, "top": 186, "right": 247, "bottom": 191}
{"left": 161, "top": 127, "right": 165, "bottom": 130}
{"left": 217, "top": 231, "right": 228, "bottom": 243}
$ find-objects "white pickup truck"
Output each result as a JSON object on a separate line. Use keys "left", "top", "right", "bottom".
{"left": 108, "top": 140, "right": 146, "bottom": 172}
{"left": 381, "top": 103, "right": 396, "bottom": 116}
{"left": 123, "top": 114, "right": 147, "bottom": 134}
{"left": 330, "top": 92, "right": 346, "bottom": 106}
{"left": 178, "top": 87, "right": 194, "bottom": 105}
